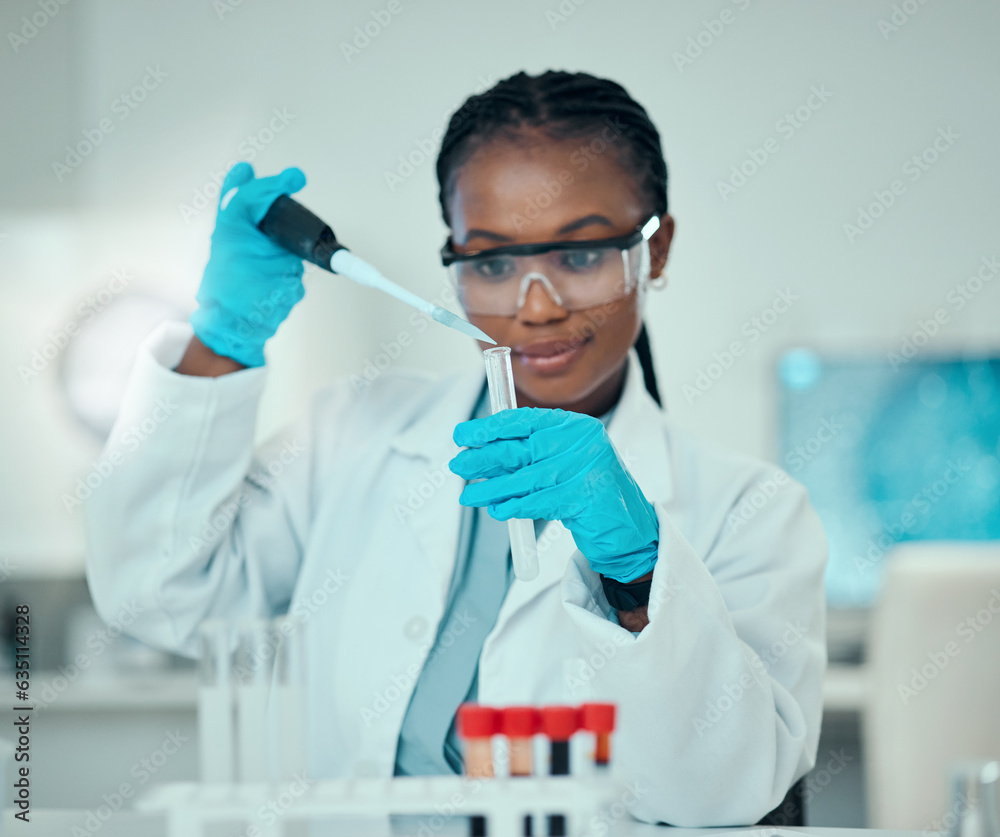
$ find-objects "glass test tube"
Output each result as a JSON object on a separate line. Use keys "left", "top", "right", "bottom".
{"left": 197, "top": 619, "right": 235, "bottom": 783}
{"left": 947, "top": 761, "right": 1000, "bottom": 837}
{"left": 483, "top": 347, "right": 540, "bottom": 582}
{"left": 271, "top": 615, "right": 309, "bottom": 781}
{"left": 235, "top": 620, "right": 272, "bottom": 782}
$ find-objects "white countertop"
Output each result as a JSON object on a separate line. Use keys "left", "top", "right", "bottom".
{"left": 9, "top": 664, "right": 873, "bottom": 713}
{"left": 0, "top": 812, "right": 934, "bottom": 837}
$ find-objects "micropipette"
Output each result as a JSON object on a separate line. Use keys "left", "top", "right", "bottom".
{"left": 484, "top": 346, "right": 540, "bottom": 582}
{"left": 257, "top": 194, "right": 495, "bottom": 345}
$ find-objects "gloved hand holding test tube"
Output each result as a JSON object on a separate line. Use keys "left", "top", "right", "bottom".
{"left": 484, "top": 347, "right": 540, "bottom": 582}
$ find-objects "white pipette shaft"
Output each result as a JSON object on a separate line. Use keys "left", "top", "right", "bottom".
{"left": 483, "top": 347, "right": 540, "bottom": 582}
{"left": 330, "top": 250, "right": 495, "bottom": 345}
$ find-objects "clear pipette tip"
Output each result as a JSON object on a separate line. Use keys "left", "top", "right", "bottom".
{"left": 330, "top": 249, "right": 495, "bottom": 344}
{"left": 433, "top": 308, "right": 496, "bottom": 345}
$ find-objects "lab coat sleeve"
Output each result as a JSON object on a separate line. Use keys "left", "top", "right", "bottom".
{"left": 562, "top": 475, "right": 827, "bottom": 826}
{"left": 84, "top": 322, "right": 333, "bottom": 659}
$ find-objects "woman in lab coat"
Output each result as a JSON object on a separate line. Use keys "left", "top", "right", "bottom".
{"left": 85, "top": 70, "right": 826, "bottom": 826}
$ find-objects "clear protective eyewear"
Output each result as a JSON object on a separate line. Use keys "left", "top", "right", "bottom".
{"left": 441, "top": 216, "right": 660, "bottom": 317}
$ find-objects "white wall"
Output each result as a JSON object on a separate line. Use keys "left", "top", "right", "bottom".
{"left": 2, "top": 0, "right": 998, "bottom": 574}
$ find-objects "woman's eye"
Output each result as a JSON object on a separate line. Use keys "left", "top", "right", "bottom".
{"left": 472, "top": 257, "right": 516, "bottom": 280}
{"left": 560, "top": 249, "right": 605, "bottom": 272}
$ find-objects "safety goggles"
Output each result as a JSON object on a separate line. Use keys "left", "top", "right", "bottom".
{"left": 441, "top": 216, "right": 660, "bottom": 317}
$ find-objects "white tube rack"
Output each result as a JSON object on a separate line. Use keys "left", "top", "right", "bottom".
{"left": 136, "top": 773, "right": 622, "bottom": 837}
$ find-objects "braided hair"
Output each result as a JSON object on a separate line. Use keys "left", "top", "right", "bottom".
{"left": 435, "top": 70, "right": 666, "bottom": 407}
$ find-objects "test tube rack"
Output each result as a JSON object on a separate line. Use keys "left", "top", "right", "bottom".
{"left": 135, "top": 772, "right": 624, "bottom": 837}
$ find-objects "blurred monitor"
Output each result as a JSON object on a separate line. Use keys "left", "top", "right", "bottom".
{"left": 777, "top": 350, "right": 1000, "bottom": 612}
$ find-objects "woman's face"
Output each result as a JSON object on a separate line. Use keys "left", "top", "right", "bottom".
{"left": 447, "top": 133, "right": 673, "bottom": 416}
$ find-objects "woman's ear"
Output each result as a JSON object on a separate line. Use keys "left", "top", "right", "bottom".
{"left": 649, "top": 213, "right": 675, "bottom": 280}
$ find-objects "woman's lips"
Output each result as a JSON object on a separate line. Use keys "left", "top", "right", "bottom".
{"left": 513, "top": 336, "right": 591, "bottom": 374}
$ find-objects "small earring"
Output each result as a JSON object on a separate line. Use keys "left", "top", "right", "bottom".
{"left": 650, "top": 272, "right": 667, "bottom": 290}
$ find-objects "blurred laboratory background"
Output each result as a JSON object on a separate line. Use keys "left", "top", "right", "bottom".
{"left": 1, "top": 0, "right": 998, "bottom": 826}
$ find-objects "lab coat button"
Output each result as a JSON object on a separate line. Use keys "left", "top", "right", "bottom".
{"left": 355, "top": 759, "right": 378, "bottom": 778}
{"left": 403, "top": 615, "right": 428, "bottom": 640}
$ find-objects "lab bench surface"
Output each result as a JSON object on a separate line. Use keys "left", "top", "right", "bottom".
{"left": 0, "top": 813, "right": 935, "bottom": 837}
{"left": 6, "top": 664, "right": 874, "bottom": 713}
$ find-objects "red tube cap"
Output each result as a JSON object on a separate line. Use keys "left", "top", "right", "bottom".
{"left": 457, "top": 704, "right": 496, "bottom": 739}
{"left": 539, "top": 706, "right": 579, "bottom": 741}
{"left": 500, "top": 706, "right": 539, "bottom": 738}
{"left": 580, "top": 702, "right": 616, "bottom": 733}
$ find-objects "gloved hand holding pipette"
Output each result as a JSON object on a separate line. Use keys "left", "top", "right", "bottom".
{"left": 190, "top": 163, "right": 308, "bottom": 368}
{"left": 449, "top": 408, "right": 660, "bottom": 583}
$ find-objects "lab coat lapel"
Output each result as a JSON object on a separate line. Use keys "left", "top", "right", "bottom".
{"left": 493, "top": 351, "right": 674, "bottom": 629}
{"left": 389, "top": 368, "right": 485, "bottom": 589}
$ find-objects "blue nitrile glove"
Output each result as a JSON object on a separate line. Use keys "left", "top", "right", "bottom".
{"left": 449, "top": 408, "right": 659, "bottom": 582}
{"left": 189, "top": 162, "right": 307, "bottom": 368}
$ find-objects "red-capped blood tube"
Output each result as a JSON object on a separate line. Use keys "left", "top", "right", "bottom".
{"left": 458, "top": 704, "right": 497, "bottom": 837}
{"left": 580, "top": 702, "right": 616, "bottom": 768}
{"left": 539, "top": 706, "right": 579, "bottom": 837}
{"left": 501, "top": 707, "right": 539, "bottom": 837}
{"left": 501, "top": 706, "right": 538, "bottom": 777}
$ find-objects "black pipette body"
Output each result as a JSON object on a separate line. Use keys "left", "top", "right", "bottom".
{"left": 256, "top": 194, "right": 345, "bottom": 271}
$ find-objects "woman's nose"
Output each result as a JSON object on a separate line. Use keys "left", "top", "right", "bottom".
{"left": 516, "top": 274, "right": 568, "bottom": 324}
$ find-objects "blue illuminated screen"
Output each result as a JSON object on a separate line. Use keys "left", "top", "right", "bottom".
{"left": 777, "top": 350, "right": 1000, "bottom": 607}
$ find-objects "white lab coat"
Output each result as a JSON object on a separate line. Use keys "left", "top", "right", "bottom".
{"left": 85, "top": 322, "right": 826, "bottom": 827}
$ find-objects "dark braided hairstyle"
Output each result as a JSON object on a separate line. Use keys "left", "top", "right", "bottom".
{"left": 435, "top": 70, "right": 667, "bottom": 407}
